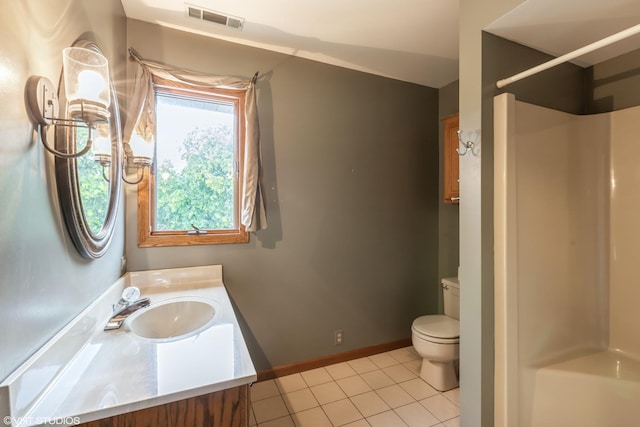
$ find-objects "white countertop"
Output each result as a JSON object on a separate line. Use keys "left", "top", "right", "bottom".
{"left": 0, "top": 265, "right": 256, "bottom": 427}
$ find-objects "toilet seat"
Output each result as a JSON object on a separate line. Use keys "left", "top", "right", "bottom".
{"left": 412, "top": 315, "right": 459, "bottom": 344}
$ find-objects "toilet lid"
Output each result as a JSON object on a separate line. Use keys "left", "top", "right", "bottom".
{"left": 412, "top": 315, "right": 459, "bottom": 339}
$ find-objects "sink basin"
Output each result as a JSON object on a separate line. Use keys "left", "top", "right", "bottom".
{"left": 128, "top": 298, "right": 217, "bottom": 341}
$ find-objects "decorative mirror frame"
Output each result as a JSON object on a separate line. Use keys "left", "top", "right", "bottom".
{"left": 55, "top": 39, "right": 122, "bottom": 259}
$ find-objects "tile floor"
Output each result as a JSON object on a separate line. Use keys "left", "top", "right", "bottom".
{"left": 249, "top": 346, "right": 459, "bottom": 427}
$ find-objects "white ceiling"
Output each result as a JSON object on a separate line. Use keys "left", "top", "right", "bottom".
{"left": 486, "top": 0, "right": 640, "bottom": 68}
{"left": 120, "top": 0, "right": 459, "bottom": 88}
{"left": 120, "top": 0, "right": 640, "bottom": 89}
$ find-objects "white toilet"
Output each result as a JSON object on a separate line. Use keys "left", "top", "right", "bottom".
{"left": 411, "top": 276, "right": 460, "bottom": 391}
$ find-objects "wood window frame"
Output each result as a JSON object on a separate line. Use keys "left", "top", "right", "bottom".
{"left": 137, "top": 76, "right": 249, "bottom": 247}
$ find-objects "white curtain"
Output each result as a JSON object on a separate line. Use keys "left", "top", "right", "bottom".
{"left": 124, "top": 48, "right": 266, "bottom": 232}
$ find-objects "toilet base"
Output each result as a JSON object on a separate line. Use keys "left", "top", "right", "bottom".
{"left": 420, "top": 359, "right": 459, "bottom": 391}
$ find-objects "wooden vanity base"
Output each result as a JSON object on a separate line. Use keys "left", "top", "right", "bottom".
{"left": 77, "top": 384, "right": 249, "bottom": 427}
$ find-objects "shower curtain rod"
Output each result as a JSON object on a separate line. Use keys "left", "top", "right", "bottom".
{"left": 496, "top": 23, "right": 640, "bottom": 89}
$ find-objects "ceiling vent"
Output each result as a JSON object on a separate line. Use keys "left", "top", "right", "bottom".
{"left": 185, "top": 4, "right": 244, "bottom": 30}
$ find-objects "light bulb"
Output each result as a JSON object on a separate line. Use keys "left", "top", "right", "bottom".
{"left": 63, "top": 47, "right": 111, "bottom": 123}
{"left": 129, "top": 132, "right": 155, "bottom": 166}
{"left": 77, "top": 70, "right": 106, "bottom": 103}
{"left": 92, "top": 124, "right": 111, "bottom": 165}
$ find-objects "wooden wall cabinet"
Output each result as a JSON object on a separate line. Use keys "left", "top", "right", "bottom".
{"left": 78, "top": 384, "right": 249, "bottom": 427}
{"left": 443, "top": 114, "right": 460, "bottom": 204}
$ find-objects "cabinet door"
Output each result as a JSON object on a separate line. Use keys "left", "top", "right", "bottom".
{"left": 443, "top": 114, "right": 459, "bottom": 204}
{"left": 77, "top": 385, "right": 249, "bottom": 427}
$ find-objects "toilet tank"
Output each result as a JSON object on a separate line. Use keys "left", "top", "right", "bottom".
{"left": 442, "top": 277, "right": 460, "bottom": 320}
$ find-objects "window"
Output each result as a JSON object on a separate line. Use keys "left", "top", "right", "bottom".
{"left": 137, "top": 76, "right": 248, "bottom": 247}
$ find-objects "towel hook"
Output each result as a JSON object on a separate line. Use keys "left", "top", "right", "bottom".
{"left": 457, "top": 129, "right": 480, "bottom": 156}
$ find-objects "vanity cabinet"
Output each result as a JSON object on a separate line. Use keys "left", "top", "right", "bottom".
{"left": 77, "top": 384, "right": 249, "bottom": 427}
{"left": 443, "top": 113, "right": 460, "bottom": 204}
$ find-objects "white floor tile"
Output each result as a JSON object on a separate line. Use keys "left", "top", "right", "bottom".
{"left": 341, "top": 420, "right": 372, "bottom": 427}
{"left": 337, "top": 375, "right": 373, "bottom": 397}
{"left": 258, "top": 415, "right": 295, "bottom": 427}
{"left": 310, "top": 380, "right": 348, "bottom": 404}
{"left": 348, "top": 357, "right": 379, "bottom": 374}
{"left": 350, "top": 391, "right": 391, "bottom": 417}
{"left": 395, "top": 402, "right": 441, "bottom": 427}
{"left": 420, "top": 395, "right": 460, "bottom": 422}
{"left": 322, "top": 398, "right": 364, "bottom": 426}
{"left": 301, "top": 367, "right": 333, "bottom": 387}
{"left": 402, "top": 359, "right": 422, "bottom": 376}
{"left": 366, "top": 410, "right": 408, "bottom": 427}
{"left": 291, "top": 407, "right": 333, "bottom": 427}
{"left": 399, "top": 378, "right": 439, "bottom": 400}
{"left": 375, "top": 384, "right": 415, "bottom": 408}
{"left": 252, "top": 349, "right": 460, "bottom": 427}
{"left": 360, "top": 370, "right": 395, "bottom": 390}
{"left": 383, "top": 364, "right": 418, "bottom": 383}
{"left": 251, "top": 379, "right": 281, "bottom": 401}
{"left": 443, "top": 388, "right": 460, "bottom": 407}
{"left": 388, "top": 347, "right": 420, "bottom": 363}
{"left": 282, "top": 388, "right": 319, "bottom": 414}
{"left": 369, "top": 352, "right": 400, "bottom": 369}
{"left": 275, "top": 373, "right": 308, "bottom": 394}
{"left": 252, "top": 395, "right": 290, "bottom": 424}
{"left": 444, "top": 417, "right": 460, "bottom": 427}
{"left": 326, "top": 362, "right": 358, "bottom": 380}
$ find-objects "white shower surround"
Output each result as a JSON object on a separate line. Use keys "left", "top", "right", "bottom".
{"left": 494, "top": 93, "right": 640, "bottom": 427}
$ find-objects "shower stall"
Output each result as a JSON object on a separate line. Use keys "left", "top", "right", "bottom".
{"left": 494, "top": 92, "right": 640, "bottom": 427}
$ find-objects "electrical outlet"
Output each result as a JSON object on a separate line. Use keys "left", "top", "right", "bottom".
{"left": 334, "top": 329, "right": 343, "bottom": 345}
{"left": 120, "top": 256, "right": 127, "bottom": 272}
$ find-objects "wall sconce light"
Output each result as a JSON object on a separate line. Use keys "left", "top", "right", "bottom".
{"left": 91, "top": 123, "right": 112, "bottom": 166}
{"left": 25, "top": 47, "right": 110, "bottom": 159}
{"left": 121, "top": 131, "right": 154, "bottom": 184}
{"left": 25, "top": 46, "right": 154, "bottom": 183}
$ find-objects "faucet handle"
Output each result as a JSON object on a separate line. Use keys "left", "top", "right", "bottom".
{"left": 121, "top": 286, "right": 141, "bottom": 303}
{"left": 112, "top": 286, "right": 142, "bottom": 312}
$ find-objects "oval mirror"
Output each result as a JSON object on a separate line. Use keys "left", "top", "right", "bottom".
{"left": 55, "top": 40, "right": 122, "bottom": 259}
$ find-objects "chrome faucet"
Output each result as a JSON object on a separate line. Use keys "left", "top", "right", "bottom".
{"left": 104, "top": 287, "right": 151, "bottom": 330}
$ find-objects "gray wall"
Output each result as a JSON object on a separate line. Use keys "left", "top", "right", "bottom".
{"left": 125, "top": 20, "right": 441, "bottom": 371}
{"left": 586, "top": 47, "right": 640, "bottom": 113}
{"left": 0, "top": 1, "right": 126, "bottom": 381}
